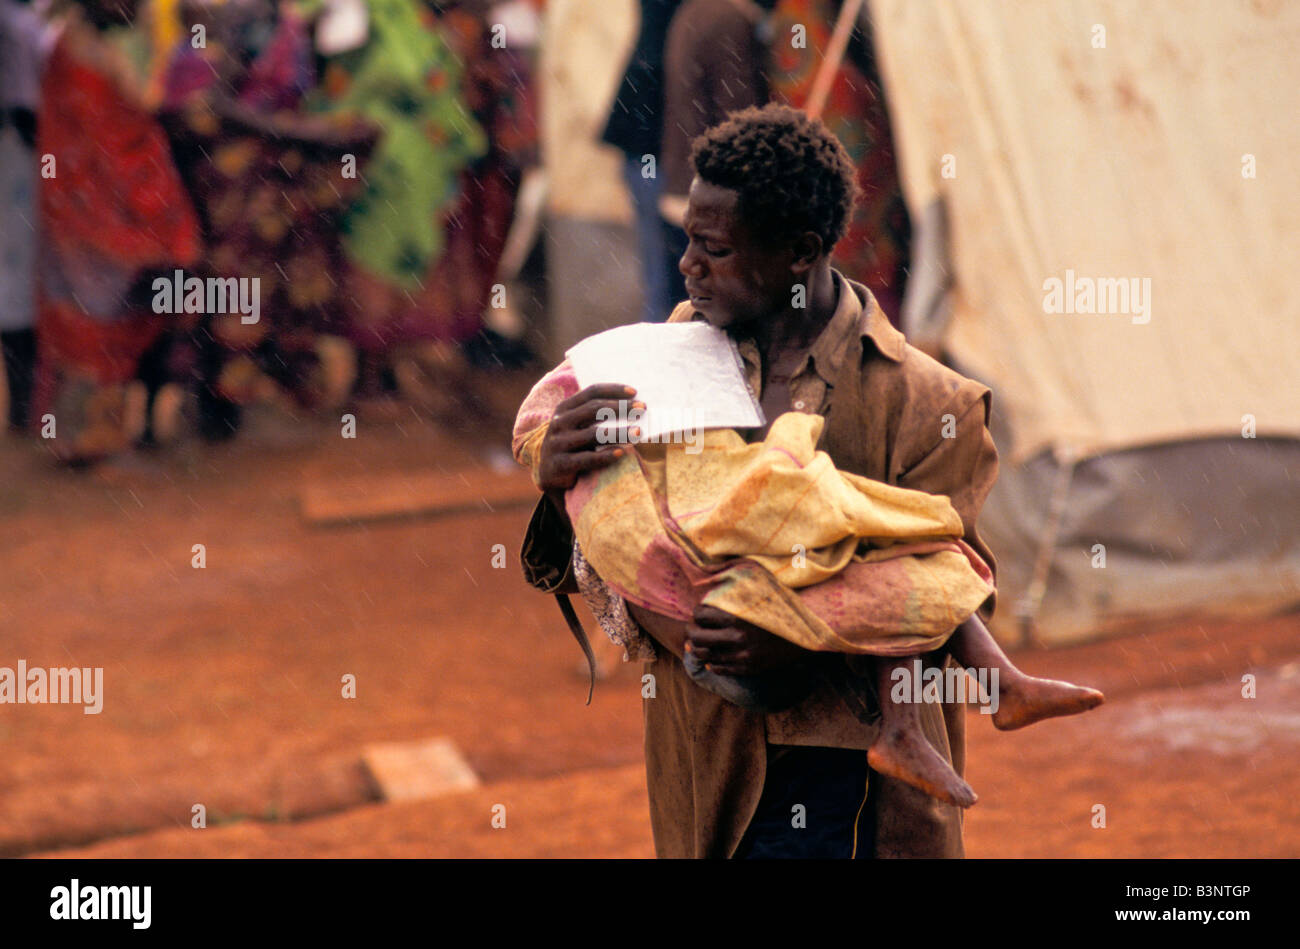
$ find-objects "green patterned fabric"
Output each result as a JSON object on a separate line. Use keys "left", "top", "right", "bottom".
{"left": 308, "top": 0, "right": 487, "bottom": 287}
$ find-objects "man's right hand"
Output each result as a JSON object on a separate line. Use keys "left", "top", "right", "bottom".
{"left": 537, "top": 383, "right": 642, "bottom": 513}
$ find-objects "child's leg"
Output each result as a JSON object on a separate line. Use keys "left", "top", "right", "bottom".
{"left": 867, "top": 656, "right": 978, "bottom": 808}
{"left": 948, "top": 613, "right": 1104, "bottom": 730}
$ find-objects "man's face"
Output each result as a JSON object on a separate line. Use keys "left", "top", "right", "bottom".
{"left": 679, "top": 178, "right": 796, "bottom": 333}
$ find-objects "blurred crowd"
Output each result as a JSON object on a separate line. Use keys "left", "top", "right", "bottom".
{"left": 0, "top": 0, "right": 910, "bottom": 466}
{"left": 1, "top": 0, "right": 541, "bottom": 463}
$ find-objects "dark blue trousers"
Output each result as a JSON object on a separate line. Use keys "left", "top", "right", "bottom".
{"left": 733, "top": 745, "right": 872, "bottom": 859}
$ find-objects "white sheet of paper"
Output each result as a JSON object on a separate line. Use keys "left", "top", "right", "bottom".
{"left": 566, "top": 321, "right": 764, "bottom": 440}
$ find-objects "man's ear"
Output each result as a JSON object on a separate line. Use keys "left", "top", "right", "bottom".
{"left": 790, "top": 231, "right": 824, "bottom": 275}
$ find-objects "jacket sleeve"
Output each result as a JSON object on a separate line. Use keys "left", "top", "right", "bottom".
{"left": 519, "top": 495, "right": 580, "bottom": 596}
{"left": 895, "top": 385, "right": 1000, "bottom": 621}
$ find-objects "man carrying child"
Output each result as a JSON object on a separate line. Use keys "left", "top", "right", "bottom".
{"left": 516, "top": 105, "right": 1079, "bottom": 858}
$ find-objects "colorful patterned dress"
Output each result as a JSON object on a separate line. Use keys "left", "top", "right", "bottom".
{"left": 33, "top": 10, "right": 201, "bottom": 458}
{"left": 161, "top": 3, "right": 375, "bottom": 428}
{"left": 323, "top": 0, "right": 537, "bottom": 352}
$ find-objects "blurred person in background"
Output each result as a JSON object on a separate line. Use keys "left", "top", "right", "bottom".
{"left": 161, "top": 0, "right": 377, "bottom": 441}
{"left": 310, "top": 0, "right": 484, "bottom": 414}
{"left": 767, "top": 0, "right": 910, "bottom": 325}
{"left": 600, "top": 0, "right": 683, "bottom": 323}
{"left": 659, "top": 0, "right": 773, "bottom": 286}
{"left": 423, "top": 0, "right": 540, "bottom": 380}
{"left": 33, "top": 0, "right": 201, "bottom": 463}
{"left": 0, "top": 0, "right": 50, "bottom": 433}
{"left": 326, "top": 0, "right": 539, "bottom": 425}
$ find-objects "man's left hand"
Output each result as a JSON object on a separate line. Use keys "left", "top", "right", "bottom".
{"left": 685, "top": 604, "right": 807, "bottom": 676}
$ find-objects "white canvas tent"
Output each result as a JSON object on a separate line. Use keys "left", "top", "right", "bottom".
{"left": 870, "top": 0, "right": 1300, "bottom": 643}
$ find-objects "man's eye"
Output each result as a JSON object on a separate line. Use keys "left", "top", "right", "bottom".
{"left": 704, "top": 244, "right": 730, "bottom": 257}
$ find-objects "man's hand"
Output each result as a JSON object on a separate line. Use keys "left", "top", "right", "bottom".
{"left": 685, "top": 604, "right": 808, "bottom": 676}
{"left": 537, "top": 383, "right": 642, "bottom": 508}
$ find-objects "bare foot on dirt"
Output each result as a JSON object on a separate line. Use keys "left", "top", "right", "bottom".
{"left": 868, "top": 725, "right": 978, "bottom": 808}
{"left": 992, "top": 677, "right": 1105, "bottom": 731}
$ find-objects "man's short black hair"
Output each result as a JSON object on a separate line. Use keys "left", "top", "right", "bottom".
{"left": 689, "top": 103, "right": 860, "bottom": 253}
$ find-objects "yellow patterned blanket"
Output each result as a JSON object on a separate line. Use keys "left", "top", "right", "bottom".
{"left": 513, "top": 361, "right": 994, "bottom": 655}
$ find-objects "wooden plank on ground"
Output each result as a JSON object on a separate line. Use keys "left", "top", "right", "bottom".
{"left": 301, "top": 468, "right": 538, "bottom": 525}
{"left": 362, "top": 737, "right": 482, "bottom": 803}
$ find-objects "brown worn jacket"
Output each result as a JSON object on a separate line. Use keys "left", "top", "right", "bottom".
{"left": 519, "top": 271, "right": 999, "bottom": 857}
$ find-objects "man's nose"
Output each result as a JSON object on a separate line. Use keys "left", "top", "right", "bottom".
{"left": 679, "top": 244, "right": 704, "bottom": 278}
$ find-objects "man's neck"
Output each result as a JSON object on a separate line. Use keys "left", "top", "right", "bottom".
{"left": 751, "top": 262, "right": 839, "bottom": 363}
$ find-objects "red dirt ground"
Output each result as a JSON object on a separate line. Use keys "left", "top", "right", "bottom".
{"left": 3, "top": 385, "right": 1297, "bottom": 859}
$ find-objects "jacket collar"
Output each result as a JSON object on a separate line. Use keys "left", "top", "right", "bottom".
{"left": 806, "top": 270, "right": 905, "bottom": 385}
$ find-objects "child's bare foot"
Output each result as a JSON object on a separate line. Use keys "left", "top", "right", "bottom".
{"left": 868, "top": 725, "right": 978, "bottom": 808}
{"left": 991, "top": 676, "right": 1104, "bottom": 731}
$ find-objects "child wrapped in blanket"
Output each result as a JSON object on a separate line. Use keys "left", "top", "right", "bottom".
{"left": 513, "top": 362, "right": 1104, "bottom": 808}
